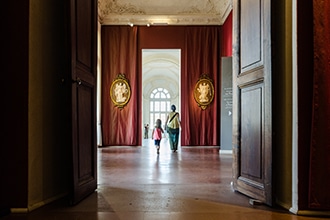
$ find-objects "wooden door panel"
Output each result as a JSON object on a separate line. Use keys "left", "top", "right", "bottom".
{"left": 70, "top": 0, "right": 97, "bottom": 205}
{"left": 77, "top": 85, "right": 94, "bottom": 180}
{"left": 233, "top": 0, "right": 272, "bottom": 205}
{"left": 241, "top": 84, "right": 263, "bottom": 181}
{"left": 76, "top": 0, "right": 92, "bottom": 68}
{"left": 72, "top": 82, "right": 96, "bottom": 202}
{"left": 241, "top": 0, "right": 262, "bottom": 71}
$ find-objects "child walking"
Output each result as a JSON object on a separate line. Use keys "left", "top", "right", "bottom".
{"left": 152, "top": 119, "right": 164, "bottom": 154}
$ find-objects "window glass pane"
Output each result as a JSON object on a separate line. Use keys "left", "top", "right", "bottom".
{"left": 166, "top": 93, "right": 170, "bottom": 98}
{"left": 150, "top": 93, "right": 154, "bottom": 98}
{"left": 150, "top": 115, "right": 154, "bottom": 127}
{"left": 161, "top": 113, "right": 166, "bottom": 126}
{"left": 154, "top": 113, "right": 160, "bottom": 121}
{"left": 155, "top": 93, "right": 160, "bottom": 98}
{"left": 158, "top": 88, "right": 163, "bottom": 92}
{"left": 153, "top": 89, "right": 158, "bottom": 94}
{"left": 160, "top": 101, "right": 166, "bottom": 111}
{"left": 155, "top": 101, "right": 160, "bottom": 111}
{"left": 167, "top": 101, "right": 171, "bottom": 111}
{"left": 161, "top": 92, "right": 166, "bottom": 98}
{"left": 150, "top": 101, "right": 153, "bottom": 111}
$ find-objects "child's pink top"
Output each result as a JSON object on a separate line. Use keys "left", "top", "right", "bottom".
{"left": 153, "top": 127, "right": 162, "bottom": 140}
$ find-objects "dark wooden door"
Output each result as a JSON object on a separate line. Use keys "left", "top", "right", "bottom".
{"left": 69, "top": 0, "right": 97, "bottom": 204}
{"left": 232, "top": 0, "right": 273, "bottom": 205}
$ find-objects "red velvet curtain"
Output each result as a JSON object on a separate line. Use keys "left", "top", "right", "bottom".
{"left": 309, "top": 0, "right": 330, "bottom": 209}
{"left": 182, "top": 27, "right": 221, "bottom": 146}
{"left": 221, "top": 11, "right": 233, "bottom": 57}
{"left": 101, "top": 26, "right": 139, "bottom": 146}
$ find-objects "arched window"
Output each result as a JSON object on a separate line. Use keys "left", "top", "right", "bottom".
{"left": 150, "top": 88, "right": 171, "bottom": 128}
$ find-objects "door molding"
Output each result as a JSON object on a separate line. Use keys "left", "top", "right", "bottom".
{"left": 232, "top": 0, "right": 273, "bottom": 206}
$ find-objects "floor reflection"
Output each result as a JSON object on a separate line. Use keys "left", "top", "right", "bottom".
{"left": 2, "top": 139, "right": 327, "bottom": 220}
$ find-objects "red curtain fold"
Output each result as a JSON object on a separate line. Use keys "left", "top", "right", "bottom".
{"left": 221, "top": 11, "right": 233, "bottom": 57}
{"left": 101, "top": 26, "right": 138, "bottom": 146}
{"left": 309, "top": 1, "right": 330, "bottom": 209}
{"left": 182, "top": 27, "right": 221, "bottom": 146}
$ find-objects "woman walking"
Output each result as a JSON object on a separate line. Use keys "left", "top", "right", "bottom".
{"left": 165, "top": 105, "right": 181, "bottom": 152}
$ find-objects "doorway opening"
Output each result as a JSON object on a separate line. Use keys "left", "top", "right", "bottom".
{"left": 142, "top": 49, "right": 181, "bottom": 139}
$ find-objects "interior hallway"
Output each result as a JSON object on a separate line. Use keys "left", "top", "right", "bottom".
{"left": 2, "top": 139, "right": 325, "bottom": 220}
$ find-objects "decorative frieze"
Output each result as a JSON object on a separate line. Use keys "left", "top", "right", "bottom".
{"left": 98, "top": 0, "right": 232, "bottom": 25}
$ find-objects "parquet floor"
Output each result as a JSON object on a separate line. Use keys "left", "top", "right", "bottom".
{"left": 3, "top": 139, "right": 327, "bottom": 220}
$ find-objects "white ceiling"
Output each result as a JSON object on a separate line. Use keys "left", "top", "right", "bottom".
{"left": 142, "top": 49, "right": 180, "bottom": 99}
{"left": 98, "top": 0, "right": 232, "bottom": 25}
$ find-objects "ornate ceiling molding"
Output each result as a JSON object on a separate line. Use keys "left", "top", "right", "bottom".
{"left": 98, "top": 0, "right": 146, "bottom": 18}
{"left": 98, "top": 0, "right": 232, "bottom": 25}
{"left": 100, "top": 14, "right": 223, "bottom": 25}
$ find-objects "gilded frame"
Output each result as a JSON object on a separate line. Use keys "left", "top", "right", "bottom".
{"left": 193, "top": 74, "right": 214, "bottom": 110}
{"left": 110, "top": 74, "right": 131, "bottom": 109}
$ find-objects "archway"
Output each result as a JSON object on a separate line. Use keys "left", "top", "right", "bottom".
{"left": 142, "top": 49, "right": 181, "bottom": 139}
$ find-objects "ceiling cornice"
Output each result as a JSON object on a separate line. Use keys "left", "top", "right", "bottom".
{"left": 98, "top": 0, "right": 232, "bottom": 25}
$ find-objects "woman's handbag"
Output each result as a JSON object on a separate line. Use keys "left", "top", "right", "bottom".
{"left": 166, "top": 113, "right": 178, "bottom": 133}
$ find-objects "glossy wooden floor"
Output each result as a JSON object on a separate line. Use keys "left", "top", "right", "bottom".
{"left": 3, "top": 139, "right": 326, "bottom": 219}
